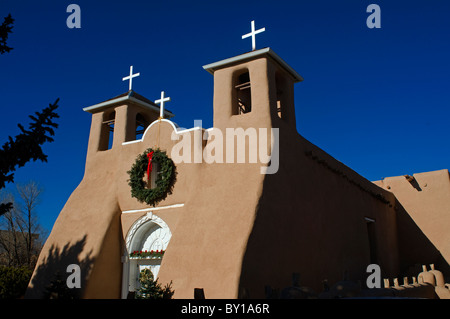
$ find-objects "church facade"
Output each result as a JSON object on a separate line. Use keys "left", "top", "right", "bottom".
{"left": 26, "top": 48, "right": 450, "bottom": 298}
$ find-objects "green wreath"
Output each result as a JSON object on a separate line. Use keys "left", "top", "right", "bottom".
{"left": 127, "top": 148, "right": 176, "bottom": 207}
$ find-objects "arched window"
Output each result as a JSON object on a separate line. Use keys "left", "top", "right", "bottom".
{"left": 365, "top": 217, "right": 378, "bottom": 264}
{"left": 135, "top": 113, "right": 149, "bottom": 140}
{"left": 275, "top": 71, "right": 285, "bottom": 119}
{"left": 99, "top": 110, "right": 115, "bottom": 150}
{"left": 233, "top": 70, "right": 252, "bottom": 115}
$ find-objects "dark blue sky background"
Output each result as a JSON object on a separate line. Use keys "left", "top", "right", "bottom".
{"left": 1, "top": 0, "right": 449, "bottom": 232}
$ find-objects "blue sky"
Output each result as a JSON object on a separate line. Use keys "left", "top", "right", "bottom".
{"left": 1, "top": 0, "right": 449, "bottom": 232}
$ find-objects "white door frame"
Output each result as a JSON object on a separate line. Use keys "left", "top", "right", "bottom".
{"left": 121, "top": 212, "right": 172, "bottom": 299}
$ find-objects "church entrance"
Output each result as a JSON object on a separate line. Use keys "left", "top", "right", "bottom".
{"left": 122, "top": 212, "right": 171, "bottom": 298}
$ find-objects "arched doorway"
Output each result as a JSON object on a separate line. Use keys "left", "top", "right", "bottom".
{"left": 122, "top": 212, "right": 171, "bottom": 298}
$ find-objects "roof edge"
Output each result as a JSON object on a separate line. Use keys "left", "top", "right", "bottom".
{"left": 202, "top": 47, "right": 303, "bottom": 82}
{"left": 83, "top": 93, "right": 174, "bottom": 118}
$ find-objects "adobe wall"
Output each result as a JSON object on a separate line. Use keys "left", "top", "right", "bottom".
{"left": 27, "top": 99, "right": 267, "bottom": 299}
{"left": 158, "top": 56, "right": 398, "bottom": 298}
{"left": 238, "top": 123, "right": 401, "bottom": 297}
{"left": 155, "top": 131, "right": 268, "bottom": 298}
{"left": 374, "top": 170, "right": 450, "bottom": 278}
{"left": 235, "top": 125, "right": 450, "bottom": 298}
{"left": 156, "top": 57, "right": 285, "bottom": 298}
{"left": 25, "top": 153, "right": 123, "bottom": 298}
{"left": 27, "top": 54, "right": 310, "bottom": 299}
{"left": 26, "top": 107, "right": 193, "bottom": 298}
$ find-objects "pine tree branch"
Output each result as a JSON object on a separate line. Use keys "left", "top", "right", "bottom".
{"left": 0, "top": 14, "right": 14, "bottom": 54}
{"left": 0, "top": 99, "right": 60, "bottom": 216}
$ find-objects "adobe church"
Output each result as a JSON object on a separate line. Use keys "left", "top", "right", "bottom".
{"left": 25, "top": 41, "right": 450, "bottom": 298}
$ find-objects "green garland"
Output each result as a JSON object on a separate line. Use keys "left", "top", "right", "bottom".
{"left": 130, "top": 250, "right": 165, "bottom": 259}
{"left": 127, "top": 148, "right": 176, "bottom": 207}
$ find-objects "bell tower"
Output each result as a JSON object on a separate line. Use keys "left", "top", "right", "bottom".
{"left": 203, "top": 48, "right": 303, "bottom": 130}
{"left": 82, "top": 90, "right": 174, "bottom": 157}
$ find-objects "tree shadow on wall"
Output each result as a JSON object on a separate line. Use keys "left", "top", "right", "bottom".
{"left": 25, "top": 235, "right": 94, "bottom": 299}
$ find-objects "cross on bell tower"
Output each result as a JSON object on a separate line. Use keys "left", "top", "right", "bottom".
{"left": 242, "top": 20, "right": 266, "bottom": 51}
{"left": 122, "top": 65, "right": 140, "bottom": 91}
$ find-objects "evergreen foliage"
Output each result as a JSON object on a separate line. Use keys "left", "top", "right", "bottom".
{"left": 0, "top": 14, "right": 14, "bottom": 54}
{"left": 43, "top": 272, "right": 78, "bottom": 299}
{"left": 0, "top": 99, "right": 60, "bottom": 216}
{"left": 135, "top": 268, "right": 174, "bottom": 299}
{"left": 0, "top": 265, "right": 32, "bottom": 299}
{"left": 0, "top": 14, "right": 60, "bottom": 217}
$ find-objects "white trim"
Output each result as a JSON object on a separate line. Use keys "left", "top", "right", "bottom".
{"left": 122, "top": 213, "right": 172, "bottom": 298}
{"left": 83, "top": 95, "right": 129, "bottom": 112}
{"left": 121, "top": 118, "right": 207, "bottom": 145}
{"left": 129, "top": 256, "right": 163, "bottom": 260}
{"left": 124, "top": 212, "right": 172, "bottom": 251}
{"left": 202, "top": 47, "right": 304, "bottom": 82}
{"left": 365, "top": 217, "right": 376, "bottom": 223}
{"left": 122, "top": 203, "right": 184, "bottom": 214}
{"left": 83, "top": 94, "right": 174, "bottom": 118}
{"left": 121, "top": 139, "right": 142, "bottom": 145}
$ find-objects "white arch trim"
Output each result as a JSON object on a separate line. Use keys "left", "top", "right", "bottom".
{"left": 122, "top": 118, "right": 210, "bottom": 145}
{"left": 125, "top": 212, "right": 172, "bottom": 253}
{"left": 122, "top": 212, "right": 172, "bottom": 298}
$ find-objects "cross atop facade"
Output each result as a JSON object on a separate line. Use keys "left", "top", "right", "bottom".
{"left": 155, "top": 91, "right": 171, "bottom": 118}
{"left": 242, "top": 20, "right": 266, "bottom": 51}
{"left": 122, "top": 65, "right": 140, "bottom": 91}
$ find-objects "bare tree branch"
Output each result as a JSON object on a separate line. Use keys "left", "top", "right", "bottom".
{"left": 0, "top": 182, "right": 46, "bottom": 268}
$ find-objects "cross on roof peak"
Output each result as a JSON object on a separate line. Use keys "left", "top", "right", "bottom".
{"left": 154, "top": 91, "right": 171, "bottom": 119}
{"left": 242, "top": 20, "right": 266, "bottom": 51}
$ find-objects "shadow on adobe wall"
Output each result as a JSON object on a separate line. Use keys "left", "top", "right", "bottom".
{"left": 25, "top": 235, "right": 94, "bottom": 299}
{"left": 238, "top": 122, "right": 450, "bottom": 298}
{"left": 395, "top": 201, "right": 450, "bottom": 279}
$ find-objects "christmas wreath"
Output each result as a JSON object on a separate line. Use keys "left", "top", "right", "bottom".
{"left": 127, "top": 148, "right": 176, "bottom": 207}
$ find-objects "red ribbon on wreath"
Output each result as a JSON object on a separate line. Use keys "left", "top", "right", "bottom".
{"left": 146, "top": 151, "right": 154, "bottom": 181}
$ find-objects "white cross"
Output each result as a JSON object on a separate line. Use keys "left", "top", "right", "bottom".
{"left": 122, "top": 65, "right": 140, "bottom": 91}
{"left": 154, "top": 91, "right": 171, "bottom": 118}
{"left": 242, "top": 20, "right": 265, "bottom": 51}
